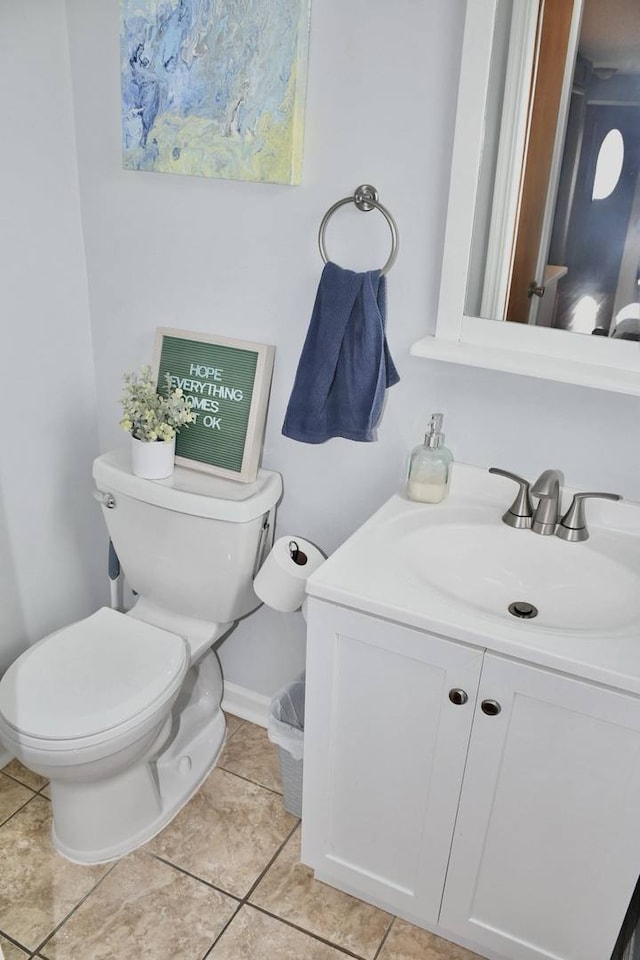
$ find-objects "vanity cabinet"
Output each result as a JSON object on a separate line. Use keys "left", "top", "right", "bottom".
{"left": 302, "top": 600, "right": 483, "bottom": 926}
{"left": 302, "top": 599, "right": 640, "bottom": 960}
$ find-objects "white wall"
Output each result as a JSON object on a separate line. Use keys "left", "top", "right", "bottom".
{"left": 0, "top": 1, "right": 105, "bottom": 654}
{"left": 64, "top": 0, "right": 640, "bottom": 698}
{"left": 0, "top": 480, "right": 26, "bottom": 674}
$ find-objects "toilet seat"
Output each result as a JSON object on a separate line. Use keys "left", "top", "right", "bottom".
{"left": 0, "top": 608, "right": 188, "bottom": 751}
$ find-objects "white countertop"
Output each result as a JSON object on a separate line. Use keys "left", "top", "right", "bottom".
{"left": 307, "top": 464, "right": 640, "bottom": 696}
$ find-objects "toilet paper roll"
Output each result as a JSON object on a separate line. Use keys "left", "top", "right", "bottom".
{"left": 254, "top": 536, "right": 326, "bottom": 612}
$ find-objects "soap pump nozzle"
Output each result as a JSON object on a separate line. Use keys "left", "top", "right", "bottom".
{"left": 425, "top": 413, "right": 445, "bottom": 449}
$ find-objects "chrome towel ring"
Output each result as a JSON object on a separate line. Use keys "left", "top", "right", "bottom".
{"left": 318, "top": 184, "right": 399, "bottom": 276}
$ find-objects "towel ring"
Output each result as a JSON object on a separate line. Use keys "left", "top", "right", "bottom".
{"left": 318, "top": 185, "right": 399, "bottom": 276}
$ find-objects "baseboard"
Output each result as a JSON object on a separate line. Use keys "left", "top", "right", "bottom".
{"left": 0, "top": 747, "right": 13, "bottom": 769}
{"left": 222, "top": 682, "right": 271, "bottom": 728}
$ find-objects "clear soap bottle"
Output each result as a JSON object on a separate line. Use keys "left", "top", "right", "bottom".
{"left": 406, "top": 413, "right": 453, "bottom": 503}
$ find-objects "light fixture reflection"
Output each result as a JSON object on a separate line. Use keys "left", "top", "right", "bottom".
{"left": 592, "top": 129, "right": 624, "bottom": 201}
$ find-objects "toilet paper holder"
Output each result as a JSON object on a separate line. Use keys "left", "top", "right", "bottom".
{"left": 288, "top": 540, "right": 308, "bottom": 566}
{"left": 254, "top": 534, "right": 326, "bottom": 613}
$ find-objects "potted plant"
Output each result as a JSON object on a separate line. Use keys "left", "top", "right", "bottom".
{"left": 120, "top": 364, "right": 195, "bottom": 479}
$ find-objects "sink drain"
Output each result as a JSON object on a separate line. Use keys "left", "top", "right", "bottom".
{"left": 508, "top": 601, "right": 538, "bottom": 620}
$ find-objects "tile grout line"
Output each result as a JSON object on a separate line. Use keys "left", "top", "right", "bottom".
{"left": 197, "top": 817, "right": 382, "bottom": 960}
{"left": 217, "top": 716, "right": 285, "bottom": 797}
{"left": 199, "top": 899, "right": 243, "bottom": 960}
{"left": 215, "top": 764, "right": 284, "bottom": 798}
{"left": 224, "top": 718, "right": 245, "bottom": 741}
{"left": 177, "top": 818, "right": 301, "bottom": 942}
{"left": 147, "top": 851, "right": 242, "bottom": 902}
{"left": 202, "top": 899, "right": 383, "bottom": 956}
{"left": 204, "top": 805, "right": 389, "bottom": 960}
{"left": 242, "top": 819, "right": 301, "bottom": 903}
{"left": 0, "top": 768, "right": 46, "bottom": 792}
{"left": 0, "top": 927, "right": 36, "bottom": 958}
{"left": 0, "top": 796, "right": 48, "bottom": 955}
{"left": 248, "top": 902, "right": 373, "bottom": 960}
{"left": 31, "top": 859, "right": 120, "bottom": 958}
{"left": 200, "top": 819, "right": 301, "bottom": 959}
{"left": 0, "top": 791, "right": 41, "bottom": 831}
{"left": 372, "top": 916, "right": 397, "bottom": 960}
{"left": 146, "top": 756, "right": 384, "bottom": 960}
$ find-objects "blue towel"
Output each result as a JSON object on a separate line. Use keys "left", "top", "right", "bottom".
{"left": 282, "top": 262, "right": 400, "bottom": 443}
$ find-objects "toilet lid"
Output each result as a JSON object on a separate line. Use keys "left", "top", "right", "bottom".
{"left": 0, "top": 608, "right": 188, "bottom": 742}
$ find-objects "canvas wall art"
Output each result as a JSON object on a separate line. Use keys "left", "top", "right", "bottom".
{"left": 120, "top": 0, "right": 311, "bottom": 184}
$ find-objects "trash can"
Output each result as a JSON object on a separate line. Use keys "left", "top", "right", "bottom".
{"left": 267, "top": 678, "right": 305, "bottom": 817}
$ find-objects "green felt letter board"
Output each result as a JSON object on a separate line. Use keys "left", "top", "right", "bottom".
{"left": 153, "top": 328, "right": 275, "bottom": 483}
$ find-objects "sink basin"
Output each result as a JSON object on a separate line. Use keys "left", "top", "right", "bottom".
{"left": 307, "top": 462, "right": 640, "bottom": 693}
{"left": 384, "top": 506, "right": 640, "bottom": 633}
{"left": 307, "top": 463, "right": 640, "bottom": 645}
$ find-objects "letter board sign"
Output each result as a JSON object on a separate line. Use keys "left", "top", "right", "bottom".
{"left": 153, "top": 327, "right": 275, "bottom": 483}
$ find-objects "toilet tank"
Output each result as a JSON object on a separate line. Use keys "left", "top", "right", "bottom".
{"left": 93, "top": 450, "right": 282, "bottom": 624}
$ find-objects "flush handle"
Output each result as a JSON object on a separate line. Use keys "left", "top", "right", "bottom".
{"left": 252, "top": 512, "right": 272, "bottom": 578}
{"left": 448, "top": 688, "right": 469, "bottom": 706}
{"left": 93, "top": 490, "right": 116, "bottom": 509}
{"left": 481, "top": 699, "right": 502, "bottom": 716}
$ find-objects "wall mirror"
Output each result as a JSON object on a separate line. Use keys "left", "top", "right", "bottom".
{"left": 413, "top": 0, "right": 640, "bottom": 395}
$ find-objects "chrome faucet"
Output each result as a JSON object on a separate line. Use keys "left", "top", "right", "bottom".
{"left": 489, "top": 467, "right": 622, "bottom": 541}
{"left": 530, "top": 469, "right": 564, "bottom": 536}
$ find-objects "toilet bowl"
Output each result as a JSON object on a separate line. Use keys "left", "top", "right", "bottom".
{"left": 0, "top": 449, "right": 282, "bottom": 864}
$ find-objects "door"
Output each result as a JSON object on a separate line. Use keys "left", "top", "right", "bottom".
{"left": 301, "top": 600, "right": 483, "bottom": 925}
{"left": 440, "top": 654, "right": 640, "bottom": 960}
{"left": 506, "top": 0, "right": 576, "bottom": 323}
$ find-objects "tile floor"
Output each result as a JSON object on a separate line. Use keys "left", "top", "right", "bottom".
{"left": 0, "top": 716, "right": 485, "bottom": 960}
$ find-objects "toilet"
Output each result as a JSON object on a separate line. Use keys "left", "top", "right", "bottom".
{"left": 0, "top": 449, "right": 282, "bottom": 864}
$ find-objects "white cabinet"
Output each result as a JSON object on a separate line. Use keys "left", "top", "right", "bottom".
{"left": 301, "top": 600, "right": 483, "bottom": 926}
{"left": 302, "top": 599, "right": 640, "bottom": 960}
{"left": 441, "top": 653, "right": 640, "bottom": 960}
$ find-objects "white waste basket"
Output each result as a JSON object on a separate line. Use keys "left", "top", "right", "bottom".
{"left": 267, "top": 679, "right": 305, "bottom": 817}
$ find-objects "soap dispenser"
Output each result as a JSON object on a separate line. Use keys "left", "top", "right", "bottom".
{"left": 406, "top": 413, "right": 453, "bottom": 503}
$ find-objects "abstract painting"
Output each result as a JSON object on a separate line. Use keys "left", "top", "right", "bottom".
{"left": 120, "top": 0, "right": 311, "bottom": 184}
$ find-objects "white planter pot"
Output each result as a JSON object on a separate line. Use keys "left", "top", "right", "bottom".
{"left": 130, "top": 435, "right": 176, "bottom": 480}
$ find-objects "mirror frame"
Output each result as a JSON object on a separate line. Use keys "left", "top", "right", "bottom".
{"left": 412, "top": 0, "right": 640, "bottom": 396}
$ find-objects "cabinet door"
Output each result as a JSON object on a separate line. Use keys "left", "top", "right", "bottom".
{"left": 301, "top": 600, "right": 483, "bottom": 925}
{"left": 440, "top": 653, "right": 640, "bottom": 960}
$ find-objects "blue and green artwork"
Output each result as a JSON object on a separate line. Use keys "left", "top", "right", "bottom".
{"left": 120, "top": 0, "right": 310, "bottom": 184}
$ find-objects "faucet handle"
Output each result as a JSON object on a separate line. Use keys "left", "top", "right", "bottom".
{"left": 556, "top": 491, "right": 622, "bottom": 542}
{"left": 488, "top": 467, "right": 533, "bottom": 529}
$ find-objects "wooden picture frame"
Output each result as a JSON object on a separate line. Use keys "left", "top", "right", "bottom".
{"left": 152, "top": 327, "right": 275, "bottom": 483}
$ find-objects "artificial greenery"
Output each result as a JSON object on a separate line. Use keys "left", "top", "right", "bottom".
{"left": 120, "top": 365, "right": 195, "bottom": 442}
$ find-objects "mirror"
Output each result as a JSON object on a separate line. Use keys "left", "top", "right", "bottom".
{"left": 414, "top": 0, "right": 640, "bottom": 395}
{"left": 467, "top": 0, "right": 640, "bottom": 340}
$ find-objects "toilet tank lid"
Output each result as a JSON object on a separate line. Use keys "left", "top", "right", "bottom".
{"left": 93, "top": 449, "right": 282, "bottom": 522}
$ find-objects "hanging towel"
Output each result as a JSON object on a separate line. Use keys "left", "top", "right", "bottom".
{"left": 282, "top": 262, "right": 400, "bottom": 443}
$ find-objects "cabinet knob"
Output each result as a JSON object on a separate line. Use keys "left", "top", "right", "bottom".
{"left": 448, "top": 688, "right": 469, "bottom": 706}
{"left": 481, "top": 699, "right": 502, "bottom": 716}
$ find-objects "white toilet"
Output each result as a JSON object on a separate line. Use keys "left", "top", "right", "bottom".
{"left": 0, "top": 449, "right": 282, "bottom": 864}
